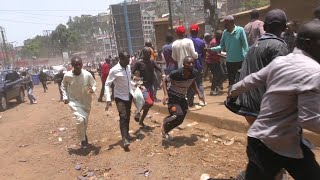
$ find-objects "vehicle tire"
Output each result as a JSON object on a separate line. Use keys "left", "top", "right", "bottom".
{"left": 17, "top": 89, "right": 25, "bottom": 103}
{"left": 0, "top": 95, "right": 7, "bottom": 111}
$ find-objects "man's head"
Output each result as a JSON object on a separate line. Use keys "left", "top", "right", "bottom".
{"left": 263, "top": 9, "right": 287, "bottom": 37}
{"left": 145, "top": 41, "right": 153, "bottom": 48}
{"left": 314, "top": 6, "right": 320, "bottom": 19}
{"left": 105, "top": 58, "right": 111, "bottom": 64}
{"left": 190, "top": 24, "right": 200, "bottom": 37}
{"left": 183, "top": 56, "right": 195, "bottom": 71}
{"left": 142, "top": 47, "right": 151, "bottom": 61}
{"left": 296, "top": 19, "right": 320, "bottom": 62}
{"left": 118, "top": 51, "right": 130, "bottom": 68}
{"left": 176, "top": 25, "right": 186, "bottom": 39}
{"left": 214, "top": 30, "right": 223, "bottom": 42}
{"left": 71, "top": 56, "right": 83, "bottom": 76}
{"left": 250, "top": 9, "right": 260, "bottom": 20}
{"left": 166, "top": 33, "right": 174, "bottom": 43}
{"left": 285, "top": 21, "right": 295, "bottom": 33}
{"left": 204, "top": 33, "right": 212, "bottom": 43}
{"left": 220, "top": 15, "right": 235, "bottom": 32}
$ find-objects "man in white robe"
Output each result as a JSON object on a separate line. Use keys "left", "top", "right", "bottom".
{"left": 61, "top": 56, "right": 96, "bottom": 148}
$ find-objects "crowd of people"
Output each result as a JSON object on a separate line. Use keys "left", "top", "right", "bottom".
{"left": 58, "top": 7, "right": 320, "bottom": 180}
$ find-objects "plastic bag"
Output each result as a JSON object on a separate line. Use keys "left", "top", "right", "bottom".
{"left": 133, "top": 87, "right": 145, "bottom": 112}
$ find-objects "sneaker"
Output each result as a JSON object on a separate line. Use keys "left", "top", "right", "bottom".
{"left": 199, "top": 100, "right": 207, "bottom": 107}
{"left": 210, "top": 90, "right": 218, "bottom": 96}
{"left": 32, "top": 100, "right": 38, "bottom": 104}
{"left": 134, "top": 112, "right": 140, "bottom": 122}
{"left": 123, "top": 139, "right": 130, "bottom": 149}
{"left": 161, "top": 132, "right": 173, "bottom": 141}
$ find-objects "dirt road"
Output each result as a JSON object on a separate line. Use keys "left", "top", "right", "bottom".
{"left": 0, "top": 80, "right": 319, "bottom": 180}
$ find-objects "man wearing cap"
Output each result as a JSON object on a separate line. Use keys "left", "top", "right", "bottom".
{"left": 187, "top": 24, "right": 206, "bottom": 107}
{"left": 226, "top": 9, "right": 289, "bottom": 179}
{"left": 228, "top": 19, "right": 320, "bottom": 180}
{"left": 208, "top": 15, "right": 249, "bottom": 86}
{"left": 172, "top": 25, "right": 198, "bottom": 69}
{"left": 244, "top": 9, "right": 265, "bottom": 46}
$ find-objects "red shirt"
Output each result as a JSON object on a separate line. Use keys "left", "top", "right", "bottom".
{"left": 101, "top": 63, "right": 110, "bottom": 84}
{"left": 206, "top": 38, "right": 221, "bottom": 64}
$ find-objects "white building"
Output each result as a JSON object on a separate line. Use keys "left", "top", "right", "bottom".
{"left": 141, "top": 10, "right": 156, "bottom": 42}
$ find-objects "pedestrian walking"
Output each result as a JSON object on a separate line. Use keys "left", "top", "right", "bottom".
{"left": 208, "top": 15, "right": 249, "bottom": 86}
{"left": 187, "top": 24, "right": 206, "bottom": 107}
{"left": 105, "top": 52, "right": 133, "bottom": 149}
{"left": 244, "top": 9, "right": 265, "bottom": 46}
{"left": 132, "top": 47, "right": 163, "bottom": 128}
{"left": 161, "top": 56, "right": 204, "bottom": 140}
{"left": 22, "top": 71, "right": 37, "bottom": 104}
{"left": 172, "top": 25, "right": 198, "bottom": 68}
{"left": 281, "top": 21, "right": 297, "bottom": 53}
{"left": 61, "top": 56, "right": 96, "bottom": 148}
{"left": 206, "top": 30, "right": 225, "bottom": 96}
{"left": 98, "top": 58, "right": 110, "bottom": 102}
{"left": 39, "top": 70, "right": 48, "bottom": 92}
{"left": 55, "top": 70, "right": 65, "bottom": 101}
{"left": 162, "top": 33, "right": 177, "bottom": 75}
{"left": 228, "top": 19, "right": 320, "bottom": 180}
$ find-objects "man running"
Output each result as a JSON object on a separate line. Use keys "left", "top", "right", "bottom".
{"left": 161, "top": 56, "right": 204, "bottom": 140}
{"left": 61, "top": 56, "right": 96, "bottom": 148}
{"left": 132, "top": 47, "right": 163, "bottom": 128}
{"left": 105, "top": 52, "right": 133, "bottom": 149}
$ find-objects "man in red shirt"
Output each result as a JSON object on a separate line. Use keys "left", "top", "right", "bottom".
{"left": 206, "top": 30, "right": 224, "bottom": 96}
{"left": 98, "top": 58, "right": 110, "bottom": 102}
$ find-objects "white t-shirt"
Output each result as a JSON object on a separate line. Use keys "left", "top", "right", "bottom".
{"left": 172, "top": 38, "right": 198, "bottom": 68}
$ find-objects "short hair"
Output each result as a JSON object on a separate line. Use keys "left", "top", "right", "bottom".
{"left": 183, "top": 56, "right": 194, "bottom": 64}
{"left": 166, "top": 33, "right": 174, "bottom": 43}
{"left": 105, "top": 58, "right": 110, "bottom": 63}
{"left": 118, "top": 51, "right": 130, "bottom": 60}
{"left": 250, "top": 9, "right": 260, "bottom": 19}
{"left": 296, "top": 19, "right": 320, "bottom": 49}
{"left": 71, "top": 56, "right": 82, "bottom": 63}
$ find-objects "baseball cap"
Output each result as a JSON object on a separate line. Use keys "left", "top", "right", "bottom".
{"left": 264, "top": 9, "right": 287, "bottom": 25}
{"left": 175, "top": 25, "right": 186, "bottom": 35}
{"left": 220, "top": 15, "right": 234, "bottom": 22}
{"left": 190, "top": 24, "right": 200, "bottom": 32}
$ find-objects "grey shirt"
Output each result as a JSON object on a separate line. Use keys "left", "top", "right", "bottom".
{"left": 231, "top": 48, "right": 320, "bottom": 159}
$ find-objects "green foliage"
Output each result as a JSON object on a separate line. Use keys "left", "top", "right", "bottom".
{"left": 242, "top": 0, "right": 270, "bottom": 10}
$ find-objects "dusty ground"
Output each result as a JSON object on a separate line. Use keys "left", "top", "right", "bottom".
{"left": 0, "top": 79, "right": 319, "bottom": 180}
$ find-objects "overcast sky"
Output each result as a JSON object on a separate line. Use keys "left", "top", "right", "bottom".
{"left": 0, "top": 0, "right": 123, "bottom": 46}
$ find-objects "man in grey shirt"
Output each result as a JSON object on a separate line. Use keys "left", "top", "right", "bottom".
{"left": 229, "top": 20, "right": 320, "bottom": 180}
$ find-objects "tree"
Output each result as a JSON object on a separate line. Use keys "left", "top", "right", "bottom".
{"left": 51, "top": 24, "right": 82, "bottom": 53}
{"left": 242, "top": 0, "right": 270, "bottom": 10}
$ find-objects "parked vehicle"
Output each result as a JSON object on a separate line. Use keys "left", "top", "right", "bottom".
{"left": 0, "top": 70, "right": 25, "bottom": 111}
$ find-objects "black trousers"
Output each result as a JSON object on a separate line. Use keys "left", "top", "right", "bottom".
{"left": 163, "top": 94, "right": 188, "bottom": 133}
{"left": 246, "top": 137, "right": 320, "bottom": 180}
{"left": 115, "top": 96, "right": 132, "bottom": 140}
{"left": 226, "top": 61, "right": 242, "bottom": 86}
{"left": 98, "top": 83, "right": 105, "bottom": 100}
{"left": 41, "top": 81, "right": 48, "bottom": 92}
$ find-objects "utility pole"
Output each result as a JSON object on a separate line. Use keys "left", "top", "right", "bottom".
{"left": 0, "top": 26, "right": 9, "bottom": 67}
{"left": 167, "top": 0, "right": 174, "bottom": 34}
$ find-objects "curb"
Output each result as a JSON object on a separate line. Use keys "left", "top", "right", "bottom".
{"left": 152, "top": 103, "right": 320, "bottom": 147}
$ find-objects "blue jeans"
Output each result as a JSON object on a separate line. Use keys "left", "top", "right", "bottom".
{"left": 27, "top": 87, "right": 36, "bottom": 103}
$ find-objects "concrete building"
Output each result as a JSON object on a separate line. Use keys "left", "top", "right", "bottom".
{"left": 110, "top": 2, "right": 144, "bottom": 55}
{"left": 141, "top": 10, "right": 156, "bottom": 42}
